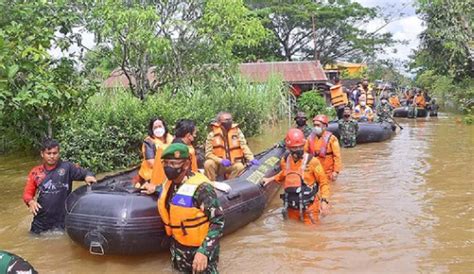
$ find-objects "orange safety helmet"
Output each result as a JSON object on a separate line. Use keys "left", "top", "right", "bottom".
{"left": 285, "top": 128, "right": 305, "bottom": 148}
{"left": 313, "top": 114, "right": 329, "bottom": 125}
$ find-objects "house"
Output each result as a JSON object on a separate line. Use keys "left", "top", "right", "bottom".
{"left": 103, "top": 60, "right": 330, "bottom": 99}
{"left": 102, "top": 67, "right": 157, "bottom": 89}
{"left": 324, "top": 61, "right": 367, "bottom": 80}
{"left": 239, "top": 60, "right": 329, "bottom": 99}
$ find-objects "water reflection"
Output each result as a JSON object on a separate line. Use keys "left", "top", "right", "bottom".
{"left": 0, "top": 115, "right": 473, "bottom": 273}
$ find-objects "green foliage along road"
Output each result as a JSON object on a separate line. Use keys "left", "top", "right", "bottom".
{"left": 412, "top": 0, "right": 473, "bottom": 121}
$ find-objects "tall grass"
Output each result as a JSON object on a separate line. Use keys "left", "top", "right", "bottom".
{"left": 56, "top": 76, "right": 288, "bottom": 172}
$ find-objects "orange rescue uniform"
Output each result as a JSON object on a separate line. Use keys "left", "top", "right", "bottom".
{"left": 304, "top": 131, "right": 342, "bottom": 180}
{"left": 274, "top": 155, "right": 329, "bottom": 224}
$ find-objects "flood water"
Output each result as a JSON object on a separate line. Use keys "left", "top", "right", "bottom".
{"left": 0, "top": 114, "right": 473, "bottom": 273}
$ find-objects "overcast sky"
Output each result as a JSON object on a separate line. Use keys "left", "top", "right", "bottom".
{"left": 353, "top": 0, "right": 425, "bottom": 67}
{"left": 51, "top": 0, "right": 425, "bottom": 74}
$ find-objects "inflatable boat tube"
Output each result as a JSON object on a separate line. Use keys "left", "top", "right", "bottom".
{"left": 327, "top": 121, "right": 395, "bottom": 143}
{"left": 393, "top": 107, "right": 428, "bottom": 118}
{"left": 65, "top": 147, "right": 286, "bottom": 255}
{"left": 0, "top": 251, "right": 37, "bottom": 274}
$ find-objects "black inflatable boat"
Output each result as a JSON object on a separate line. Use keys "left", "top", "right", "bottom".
{"left": 65, "top": 147, "right": 285, "bottom": 255}
{"left": 327, "top": 121, "right": 396, "bottom": 143}
{"left": 393, "top": 107, "right": 428, "bottom": 118}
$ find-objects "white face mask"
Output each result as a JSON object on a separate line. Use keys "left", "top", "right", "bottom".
{"left": 153, "top": 128, "right": 165, "bottom": 138}
{"left": 313, "top": 126, "right": 323, "bottom": 136}
{"left": 360, "top": 101, "right": 366, "bottom": 107}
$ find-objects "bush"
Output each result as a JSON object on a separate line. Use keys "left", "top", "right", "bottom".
{"left": 56, "top": 76, "right": 288, "bottom": 172}
{"left": 416, "top": 70, "right": 474, "bottom": 121}
{"left": 296, "top": 90, "right": 336, "bottom": 119}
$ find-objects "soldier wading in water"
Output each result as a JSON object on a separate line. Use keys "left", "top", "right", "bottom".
{"left": 338, "top": 106, "right": 359, "bottom": 148}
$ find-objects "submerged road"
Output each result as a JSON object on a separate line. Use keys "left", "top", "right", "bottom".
{"left": 0, "top": 113, "right": 472, "bottom": 273}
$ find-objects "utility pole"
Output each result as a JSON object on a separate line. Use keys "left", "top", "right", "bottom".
{"left": 312, "top": 1, "right": 320, "bottom": 61}
{"left": 312, "top": 15, "right": 318, "bottom": 61}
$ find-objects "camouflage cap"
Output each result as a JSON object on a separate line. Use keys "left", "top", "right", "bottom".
{"left": 161, "top": 143, "right": 190, "bottom": 159}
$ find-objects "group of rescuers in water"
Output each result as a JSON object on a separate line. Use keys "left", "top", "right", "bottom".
{"left": 21, "top": 77, "right": 436, "bottom": 273}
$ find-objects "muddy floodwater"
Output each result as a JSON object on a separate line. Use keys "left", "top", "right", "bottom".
{"left": 0, "top": 114, "right": 473, "bottom": 273}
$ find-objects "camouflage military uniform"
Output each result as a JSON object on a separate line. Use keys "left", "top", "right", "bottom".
{"left": 375, "top": 104, "right": 393, "bottom": 122}
{"left": 338, "top": 119, "right": 359, "bottom": 148}
{"left": 166, "top": 181, "right": 224, "bottom": 274}
{"left": 298, "top": 125, "right": 313, "bottom": 138}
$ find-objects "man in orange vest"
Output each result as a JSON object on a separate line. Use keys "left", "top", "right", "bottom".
{"left": 305, "top": 115, "right": 342, "bottom": 181}
{"left": 358, "top": 79, "right": 375, "bottom": 108}
{"left": 414, "top": 89, "right": 427, "bottom": 109}
{"left": 157, "top": 143, "right": 224, "bottom": 273}
{"left": 353, "top": 94, "right": 375, "bottom": 122}
{"left": 389, "top": 93, "right": 401, "bottom": 108}
{"left": 262, "top": 129, "right": 330, "bottom": 224}
{"left": 204, "top": 112, "right": 258, "bottom": 181}
{"left": 330, "top": 76, "right": 349, "bottom": 119}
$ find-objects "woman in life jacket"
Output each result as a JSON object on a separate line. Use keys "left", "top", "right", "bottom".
{"left": 136, "top": 117, "right": 173, "bottom": 186}
{"left": 262, "top": 128, "right": 330, "bottom": 224}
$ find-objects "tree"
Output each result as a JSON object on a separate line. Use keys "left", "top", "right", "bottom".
{"left": 411, "top": 0, "right": 473, "bottom": 118}
{"left": 245, "top": 0, "right": 395, "bottom": 64}
{"left": 79, "top": 0, "right": 170, "bottom": 100}
{"left": 413, "top": 0, "right": 473, "bottom": 79}
{"left": 79, "top": 0, "right": 268, "bottom": 99}
{"left": 366, "top": 59, "right": 412, "bottom": 87}
{"left": 0, "top": 1, "right": 97, "bottom": 142}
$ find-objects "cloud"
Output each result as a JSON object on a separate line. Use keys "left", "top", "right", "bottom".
{"left": 48, "top": 27, "right": 96, "bottom": 60}
{"left": 353, "top": 0, "right": 424, "bottom": 64}
{"left": 380, "top": 15, "right": 425, "bottom": 61}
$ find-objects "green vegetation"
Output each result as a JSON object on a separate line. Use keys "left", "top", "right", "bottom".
{"left": 1, "top": 0, "right": 471, "bottom": 170}
{"left": 56, "top": 77, "right": 287, "bottom": 172}
{"left": 243, "top": 0, "right": 396, "bottom": 64}
{"left": 80, "top": 0, "right": 268, "bottom": 100}
{"left": 412, "top": 0, "right": 473, "bottom": 123}
{"left": 0, "top": 1, "right": 98, "bottom": 145}
{"left": 0, "top": 0, "right": 271, "bottom": 153}
{"left": 296, "top": 91, "right": 335, "bottom": 119}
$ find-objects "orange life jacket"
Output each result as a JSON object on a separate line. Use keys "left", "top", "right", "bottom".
{"left": 211, "top": 123, "right": 244, "bottom": 164}
{"left": 157, "top": 172, "right": 211, "bottom": 247}
{"left": 284, "top": 153, "right": 310, "bottom": 189}
{"left": 415, "top": 95, "right": 426, "bottom": 108}
{"left": 389, "top": 96, "right": 401, "bottom": 108}
{"left": 308, "top": 131, "right": 333, "bottom": 158}
{"left": 138, "top": 135, "right": 172, "bottom": 181}
{"left": 188, "top": 144, "right": 198, "bottom": 172}
{"left": 360, "top": 88, "right": 375, "bottom": 107}
{"left": 282, "top": 153, "right": 319, "bottom": 221}
{"left": 330, "top": 84, "right": 348, "bottom": 107}
{"left": 149, "top": 134, "right": 174, "bottom": 185}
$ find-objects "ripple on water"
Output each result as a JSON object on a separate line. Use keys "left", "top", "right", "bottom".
{"left": 1, "top": 115, "right": 473, "bottom": 272}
